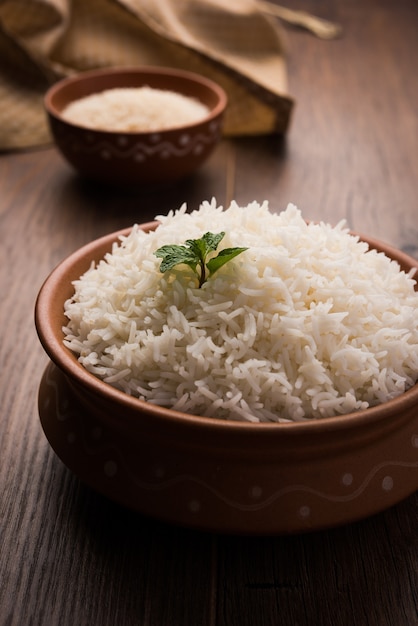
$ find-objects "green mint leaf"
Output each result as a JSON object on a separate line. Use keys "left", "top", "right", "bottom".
{"left": 155, "top": 232, "right": 248, "bottom": 287}
{"left": 207, "top": 247, "right": 248, "bottom": 276}
{"left": 185, "top": 232, "right": 225, "bottom": 261}
{"left": 154, "top": 244, "right": 199, "bottom": 273}
{"left": 202, "top": 231, "right": 225, "bottom": 250}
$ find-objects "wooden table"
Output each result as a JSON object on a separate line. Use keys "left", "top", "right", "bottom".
{"left": 1, "top": 1, "right": 417, "bottom": 624}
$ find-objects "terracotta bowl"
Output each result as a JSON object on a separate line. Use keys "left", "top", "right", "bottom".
{"left": 35, "top": 224, "right": 418, "bottom": 534}
{"left": 44, "top": 67, "right": 227, "bottom": 185}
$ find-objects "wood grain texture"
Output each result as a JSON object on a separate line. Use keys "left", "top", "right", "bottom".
{"left": 1, "top": 1, "right": 417, "bottom": 625}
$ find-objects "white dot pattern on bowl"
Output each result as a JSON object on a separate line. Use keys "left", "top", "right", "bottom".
{"left": 342, "top": 473, "right": 353, "bottom": 486}
{"left": 382, "top": 476, "right": 394, "bottom": 491}
{"left": 299, "top": 505, "right": 311, "bottom": 518}
{"left": 179, "top": 134, "right": 190, "bottom": 146}
{"left": 60, "top": 126, "right": 220, "bottom": 163}
{"left": 189, "top": 500, "right": 201, "bottom": 513}
{"left": 41, "top": 364, "right": 418, "bottom": 529}
{"left": 249, "top": 485, "right": 263, "bottom": 498}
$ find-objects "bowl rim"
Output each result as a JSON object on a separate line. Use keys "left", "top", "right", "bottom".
{"left": 35, "top": 223, "right": 418, "bottom": 435}
{"left": 44, "top": 65, "right": 228, "bottom": 136}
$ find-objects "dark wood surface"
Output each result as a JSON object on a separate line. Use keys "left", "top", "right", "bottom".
{"left": 1, "top": 1, "right": 417, "bottom": 624}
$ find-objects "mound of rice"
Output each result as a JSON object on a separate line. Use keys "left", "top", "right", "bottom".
{"left": 61, "top": 86, "right": 210, "bottom": 132}
{"left": 63, "top": 200, "right": 418, "bottom": 422}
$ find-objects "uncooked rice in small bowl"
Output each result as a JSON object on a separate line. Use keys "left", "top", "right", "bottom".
{"left": 60, "top": 86, "right": 210, "bottom": 132}
{"left": 62, "top": 200, "right": 418, "bottom": 422}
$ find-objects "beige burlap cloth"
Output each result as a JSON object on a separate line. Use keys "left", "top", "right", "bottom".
{"left": 0, "top": 0, "right": 340, "bottom": 151}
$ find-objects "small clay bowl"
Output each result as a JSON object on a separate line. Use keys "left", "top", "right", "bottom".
{"left": 35, "top": 225, "right": 418, "bottom": 534}
{"left": 44, "top": 66, "right": 227, "bottom": 185}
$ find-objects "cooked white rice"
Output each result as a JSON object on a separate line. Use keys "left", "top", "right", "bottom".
{"left": 63, "top": 200, "right": 418, "bottom": 422}
{"left": 61, "top": 86, "right": 210, "bottom": 132}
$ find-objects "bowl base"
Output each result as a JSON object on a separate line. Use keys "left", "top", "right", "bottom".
{"left": 38, "top": 362, "right": 418, "bottom": 535}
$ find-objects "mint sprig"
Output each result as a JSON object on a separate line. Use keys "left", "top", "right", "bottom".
{"left": 155, "top": 231, "right": 247, "bottom": 288}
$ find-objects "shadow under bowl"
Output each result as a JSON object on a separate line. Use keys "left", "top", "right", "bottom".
{"left": 35, "top": 224, "right": 418, "bottom": 534}
{"left": 44, "top": 66, "right": 227, "bottom": 185}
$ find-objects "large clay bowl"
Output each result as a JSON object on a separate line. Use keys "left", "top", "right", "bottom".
{"left": 35, "top": 224, "right": 418, "bottom": 534}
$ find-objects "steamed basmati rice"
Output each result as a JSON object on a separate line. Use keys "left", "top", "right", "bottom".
{"left": 63, "top": 200, "right": 418, "bottom": 422}
{"left": 61, "top": 86, "right": 210, "bottom": 132}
